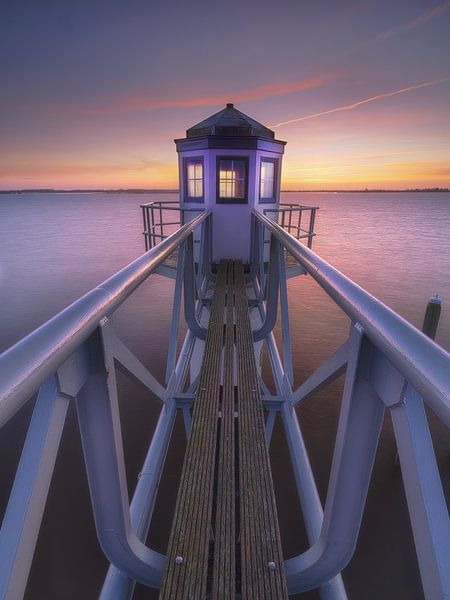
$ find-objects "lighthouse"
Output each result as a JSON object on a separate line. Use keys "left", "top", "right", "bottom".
{"left": 175, "top": 103, "right": 286, "bottom": 262}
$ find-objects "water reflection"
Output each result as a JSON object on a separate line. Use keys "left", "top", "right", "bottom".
{"left": 0, "top": 191, "right": 448, "bottom": 599}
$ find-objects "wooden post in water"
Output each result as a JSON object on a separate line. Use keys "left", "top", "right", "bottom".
{"left": 422, "top": 294, "right": 442, "bottom": 340}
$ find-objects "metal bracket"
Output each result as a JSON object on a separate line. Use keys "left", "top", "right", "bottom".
{"left": 253, "top": 235, "right": 280, "bottom": 342}
{"left": 183, "top": 235, "right": 207, "bottom": 340}
{"left": 285, "top": 324, "right": 384, "bottom": 594}
{"left": 75, "top": 331, "right": 165, "bottom": 588}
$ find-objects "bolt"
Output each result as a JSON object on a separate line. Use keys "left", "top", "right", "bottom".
{"left": 175, "top": 556, "right": 183, "bottom": 565}
{"left": 268, "top": 561, "right": 276, "bottom": 571}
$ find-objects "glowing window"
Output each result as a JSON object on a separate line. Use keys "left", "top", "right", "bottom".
{"left": 260, "top": 158, "right": 277, "bottom": 202}
{"left": 217, "top": 157, "right": 248, "bottom": 203}
{"left": 184, "top": 158, "right": 204, "bottom": 201}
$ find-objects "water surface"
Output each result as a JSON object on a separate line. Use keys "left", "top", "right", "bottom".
{"left": 0, "top": 191, "right": 449, "bottom": 599}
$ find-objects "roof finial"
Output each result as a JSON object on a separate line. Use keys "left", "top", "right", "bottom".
{"left": 226, "top": 102, "right": 234, "bottom": 108}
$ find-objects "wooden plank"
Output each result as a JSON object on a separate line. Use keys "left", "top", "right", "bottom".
{"left": 234, "top": 260, "right": 288, "bottom": 600}
{"left": 212, "top": 262, "right": 235, "bottom": 599}
{"left": 159, "top": 262, "right": 228, "bottom": 600}
{"left": 160, "top": 260, "right": 286, "bottom": 599}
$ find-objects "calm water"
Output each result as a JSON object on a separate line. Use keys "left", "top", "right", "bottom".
{"left": 0, "top": 191, "right": 449, "bottom": 599}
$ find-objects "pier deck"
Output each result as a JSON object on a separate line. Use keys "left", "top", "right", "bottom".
{"left": 160, "top": 260, "right": 287, "bottom": 599}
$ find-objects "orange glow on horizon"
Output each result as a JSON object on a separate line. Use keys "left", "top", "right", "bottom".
{"left": 1, "top": 157, "right": 448, "bottom": 191}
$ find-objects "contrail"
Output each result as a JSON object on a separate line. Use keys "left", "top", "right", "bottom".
{"left": 375, "top": 1, "right": 450, "bottom": 41}
{"left": 271, "top": 78, "right": 450, "bottom": 128}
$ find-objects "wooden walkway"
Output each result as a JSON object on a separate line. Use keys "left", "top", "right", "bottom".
{"left": 159, "top": 261, "right": 287, "bottom": 600}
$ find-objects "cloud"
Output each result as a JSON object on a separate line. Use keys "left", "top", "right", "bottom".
{"left": 375, "top": 1, "right": 450, "bottom": 42}
{"left": 271, "top": 78, "right": 450, "bottom": 128}
{"left": 79, "top": 75, "right": 331, "bottom": 115}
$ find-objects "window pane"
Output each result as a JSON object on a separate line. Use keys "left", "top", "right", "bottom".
{"left": 261, "top": 179, "right": 267, "bottom": 198}
{"left": 188, "top": 180, "right": 196, "bottom": 197}
{"left": 264, "top": 161, "right": 274, "bottom": 180}
{"left": 260, "top": 160, "right": 276, "bottom": 199}
{"left": 261, "top": 161, "right": 267, "bottom": 180}
{"left": 195, "top": 161, "right": 203, "bottom": 179}
{"left": 186, "top": 159, "right": 203, "bottom": 199}
{"left": 220, "top": 181, "right": 228, "bottom": 197}
{"left": 262, "top": 179, "right": 273, "bottom": 198}
{"left": 217, "top": 157, "right": 248, "bottom": 201}
{"left": 219, "top": 159, "right": 246, "bottom": 198}
{"left": 232, "top": 160, "right": 245, "bottom": 180}
{"left": 219, "top": 160, "right": 232, "bottom": 179}
{"left": 234, "top": 179, "right": 245, "bottom": 198}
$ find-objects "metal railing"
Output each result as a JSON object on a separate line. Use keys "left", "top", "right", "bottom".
{"left": 263, "top": 203, "right": 318, "bottom": 248}
{"left": 0, "top": 211, "right": 212, "bottom": 599}
{"left": 1, "top": 204, "right": 449, "bottom": 599}
{"left": 141, "top": 201, "right": 204, "bottom": 251}
{"left": 251, "top": 210, "right": 450, "bottom": 598}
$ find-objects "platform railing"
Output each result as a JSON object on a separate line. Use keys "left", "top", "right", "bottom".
{"left": 263, "top": 203, "right": 318, "bottom": 248}
{"left": 0, "top": 210, "right": 211, "bottom": 600}
{"left": 251, "top": 210, "right": 450, "bottom": 599}
{"left": 141, "top": 200, "right": 204, "bottom": 250}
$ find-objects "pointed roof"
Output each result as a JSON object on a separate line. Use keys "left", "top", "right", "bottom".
{"left": 186, "top": 103, "right": 275, "bottom": 139}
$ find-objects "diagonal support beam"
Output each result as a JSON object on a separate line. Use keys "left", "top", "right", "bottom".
{"left": 76, "top": 332, "right": 165, "bottom": 588}
{"left": 292, "top": 339, "right": 350, "bottom": 407}
{"left": 285, "top": 324, "right": 384, "bottom": 594}
{"left": 101, "top": 318, "right": 165, "bottom": 402}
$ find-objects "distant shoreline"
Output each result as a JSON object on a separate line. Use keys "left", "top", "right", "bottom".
{"left": 0, "top": 187, "right": 448, "bottom": 194}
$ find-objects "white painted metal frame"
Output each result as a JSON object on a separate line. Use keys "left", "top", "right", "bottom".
{"left": 252, "top": 210, "right": 450, "bottom": 599}
{"left": 0, "top": 211, "right": 211, "bottom": 600}
{"left": 1, "top": 203, "right": 449, "bottom": 600}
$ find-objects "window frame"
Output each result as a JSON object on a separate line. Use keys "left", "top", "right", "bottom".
{"left": 183, "top": 156, "right": 205, "bottom": 203}
{"left": 259, "top": 157, "right": 278, "bottom": 204}
{"left": 216, "top": 155, "right": 249, "bottom": 204}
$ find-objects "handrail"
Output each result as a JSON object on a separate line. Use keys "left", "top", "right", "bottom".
{"left": 253, "top": 210, "right": 450, "bottom": 426}
{"left": 140, "top": 200, "right": 179, "bottom": 207}
{"left": 0, "top": 210, "right": 210, "bottom": 427}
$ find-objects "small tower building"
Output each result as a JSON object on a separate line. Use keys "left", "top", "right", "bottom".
{"left": 175, "top": 103, "right": 286, "bottom": 262}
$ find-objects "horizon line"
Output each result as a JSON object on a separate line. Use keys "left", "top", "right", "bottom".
{"left": 1, "top": 187, "right": 449, "bottom": 194}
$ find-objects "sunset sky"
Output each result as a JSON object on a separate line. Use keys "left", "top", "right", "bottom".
{"left": 1, "top": 0, "right": 449, "bottom": 190}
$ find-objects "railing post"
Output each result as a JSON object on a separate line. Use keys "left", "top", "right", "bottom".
{"left": 206, "top": 213, "right": 216, "bottom": 282}
{"left": 159, "top": 204, "right": 163, "bottom": 243}
{"left": 76, "top": 330, "right": 165, "bottom": 588}
{"left": 142, "top": 206, "right": 148, "bottom": 251}
{"left": 253, "top": 234, "right": 279, "bottom": 342}
{"left": 245, "top": 213, "right": 260, "bottom": 284}
{"left": 150, "top": 204, "right": 155, "bottom": 249}
{"left": 183, "top": 235, "right": 207, "bottom": 340}
{"left": 278, "top": 241, "right": 293, "bottom": 385}
{"left": 308, "top": 209, "right": 316, "bottom": 248}
{"left": 387, "top": 295, "right": 449, "bottom": 600}
{"left": 390, "top": 386, "right": 450, "bottom": 599}
{"left": 0, "top": 376, "right": 69, "bottom": 600}
{"left": 285, "top": 324, "right": 385, "bottom": 593}
{"left": 258, "top": 219, "right": 266, "bottom": 296}
{"left": 165, "top": 245, "right": 185, "bottom": 384}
